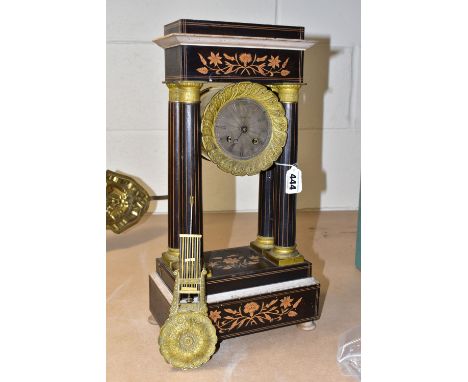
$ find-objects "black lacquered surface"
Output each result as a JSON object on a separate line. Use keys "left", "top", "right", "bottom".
{"left": 165, "top": 46, "right": 303, "bottom": 84}
{"left": 156, "top": 246, "right": 311, "bottom": 295}
{"left": 168, "top": 101, "right": 181, "bottom": 250}
{"left": 150, "top": 274, "right": 320, "bottom": 341}
{"left": 274, "top": 102, "right": 298, "bottom": 248}
{"left": 179, "top": 103, "right": 203, "bottom": 243}
{"left": 258, "top": 168, "right": 274, "bottom": 237}
{"left": 164, "top": 19, "right": 304, "bottom": 40}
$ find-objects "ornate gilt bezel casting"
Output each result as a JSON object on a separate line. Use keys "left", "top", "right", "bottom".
{"left": 158, "top": 268, "right": 217, "bottom": 369}
{"left": 201, "top": 82, "right": 287, "bottom": 176}
{"left": 106, "top": 170, "right": 150, "bottom": 234}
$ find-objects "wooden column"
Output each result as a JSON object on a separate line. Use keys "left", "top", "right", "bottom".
{"left": 162, "top": 83, "right": 181, "bottom": 268}
{"left": 251, "top": 168, "right": 275, "bottom": 251}
{"left": 178, "top": 82, "right": 203, "bottom": 241}
{"left": 163, "top": 82, "right": 203, "bottom": 269}
{"left": 266, "top": 84, "right": 304, "bottom": 266}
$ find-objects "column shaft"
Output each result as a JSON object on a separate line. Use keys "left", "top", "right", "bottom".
{"left": 251, "top": 168, "right": 275, "bottom": 250}
{"left": 163, "top": 84, "right": 181, "bottom": 267}
{"left": 168, "top": 101, "right": 181, "bottom": 250}
{"left": 177, "top": 82, "right": 204, "bottom": 267}
{"left": 163, "top": 82, "right": 203, "bottom": 269}
{"left": 179, "top": 102, "right": 203, "bottom": 236}
{"left": 274, "top": 102, "right": 298, "bottom": 248}
{"left": 266, "top": 84, "right": 304, "bottom": 266}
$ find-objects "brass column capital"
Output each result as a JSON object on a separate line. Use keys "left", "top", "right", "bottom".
{"left": 166, "top": 81, "right": 203, "bottom": 103}
{"left": 177, "top": 81, "right": 203, "bottom": 103}
{"left": 166, "top": 82, "right": 180, "bottom": 102}
{"left": 268, "top": 83, "right": 303, "bottom": 103}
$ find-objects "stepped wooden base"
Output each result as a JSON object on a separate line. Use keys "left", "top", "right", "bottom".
{"left": 150, "top": 273, "right": 319, "bottom": 340}
{"left": 149, "top": 246, "right": 320, "bottom": 341}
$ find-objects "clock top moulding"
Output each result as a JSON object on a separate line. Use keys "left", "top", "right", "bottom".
{"left": 153, "top": 19, "right": 316, "bottom": 84}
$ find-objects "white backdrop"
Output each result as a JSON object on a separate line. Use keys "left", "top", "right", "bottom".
{"left": 107, "top": 0, "right": 361, "bottom": 213}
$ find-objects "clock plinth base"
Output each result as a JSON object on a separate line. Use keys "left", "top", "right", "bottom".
{"left": 265, "top": 245, "right": 305, "bottom": 267}
{"left": 150, "top": 246, "right": 320, "bottom": 341}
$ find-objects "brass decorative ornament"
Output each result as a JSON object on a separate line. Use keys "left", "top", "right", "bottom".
{"left": 158, "top": 234, "right": 217, "bottom": 369}
{"left": 106, "top": 170, "right": 150, "bottom": 234}
{"left": 250, "top": 235, "right": 274, "bottom": 250}
{"left": 166, "top": 82, "right": 180, "bottom": 102}
{"left": 159, "top": 309, "right": 217, "bottom": 369}
{"left": 166, "top": 81, "right": 203, "bottom": 103}
{"left": 265, "top": 244, "right": 305, "bottom": 266}
{"left": 201, "top": 81, "right": 287, "bottom": 176}
{"left": 268, "top": 83, "right": 303, "bottom": 103}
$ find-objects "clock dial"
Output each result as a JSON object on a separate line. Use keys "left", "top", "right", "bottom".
{"left": 214, "top": 98, "right": 272, "bottom": 160}
{"left": 201, "top": 82, "right": 287, "bottom": 176}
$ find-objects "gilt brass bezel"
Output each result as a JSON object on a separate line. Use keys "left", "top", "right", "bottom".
{"left": 201, "top": 82, "right": 287, "bottom": 176}
{"left": 159, "top": 311, "right": 217, "bottom": 369}
{"left": 106, "top": 170, "right": 150, "bottom": 234}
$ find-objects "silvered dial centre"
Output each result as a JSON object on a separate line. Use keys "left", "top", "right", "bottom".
{"left": 215, "top": 98, "right": 272, "bottom": 160}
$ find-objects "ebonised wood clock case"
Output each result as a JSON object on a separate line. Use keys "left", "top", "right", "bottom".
{"left": 151, "top": 18, "right": 320, "bottom": 344}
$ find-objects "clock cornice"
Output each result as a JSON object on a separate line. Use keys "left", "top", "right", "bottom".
{"left": 154, "top": 33, "right": 316, "bottom": 51}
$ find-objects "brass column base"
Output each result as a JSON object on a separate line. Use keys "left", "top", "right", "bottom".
{"left": 162, "top": 247, "right": 179, "bottom": 270}
{"left": 265, "top": 245, "right": 304, "bottom": 266}
{"left": 250, "top": 235, "right": 274, "bottom": 252}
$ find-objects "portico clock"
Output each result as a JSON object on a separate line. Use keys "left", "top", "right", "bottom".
{"left": 201, "top": 82, "right": 287, "bottom": 176}
{"left": 149, "top": 18, "right": 321, "bottom": 370}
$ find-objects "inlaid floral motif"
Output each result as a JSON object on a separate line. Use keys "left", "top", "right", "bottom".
{"left": 209, "top": 296, "right": 303, "bottom": 333}
{"left": 208, "top": 52, "right": 222, "bottom": 66}
{"left": 280, "top": 296, "right": 293, "bottom": 309}
{"left": 268, "top": 55, "right": 281, "bottom": 68}
{"left": 206, "top": 253, "right": 260, "bottom": 270}
{"left": 243, "top": 302, "right": 260, "bottom": 316}
{"left": 196, "top": 51, "right": 291, "bottom": 77}
{"left": 209, "top": 310, "right": 221, "bottom": 323}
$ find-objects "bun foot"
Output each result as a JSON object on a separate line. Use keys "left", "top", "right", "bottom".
{"left": 297, "top": 321, "right": 316, "bottom": 331}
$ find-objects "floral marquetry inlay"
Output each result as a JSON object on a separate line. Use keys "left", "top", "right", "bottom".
{"left": 208, "top": 295, "right": 303, "bottom": 333}
{"left": 206, "top": 252, "right": 261, "bottom": 271}
{"left": 196, "top": 51, "right": 291, "bottom": 77}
